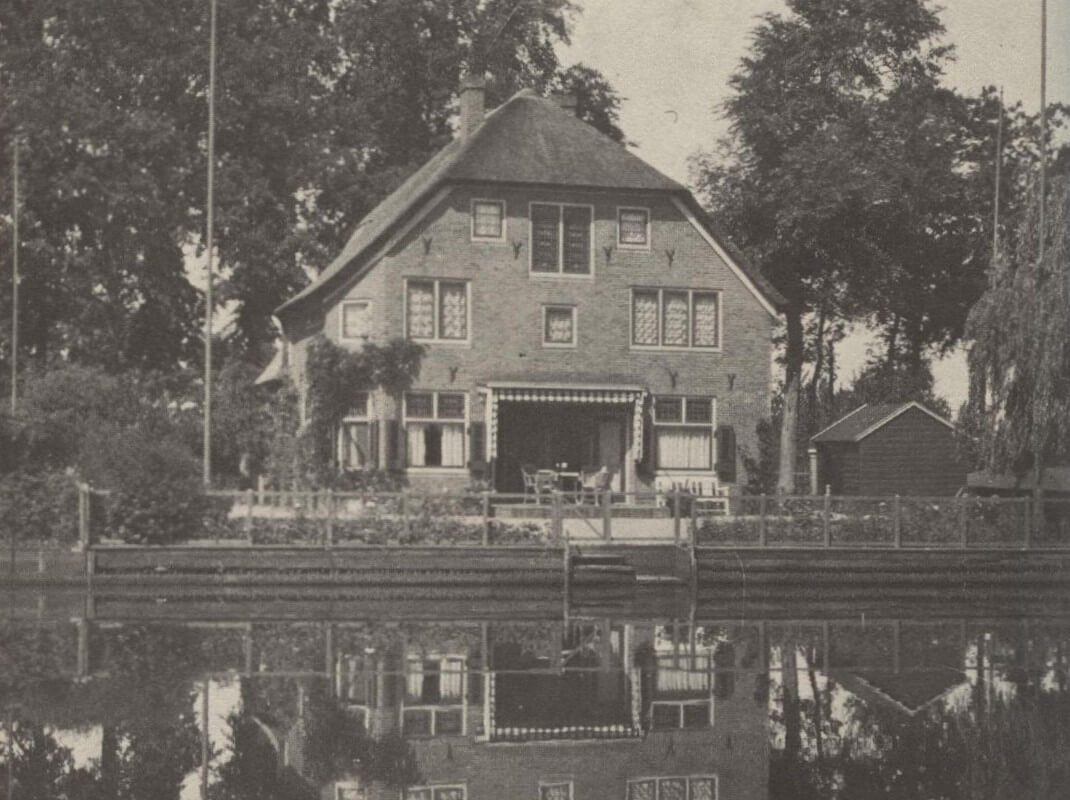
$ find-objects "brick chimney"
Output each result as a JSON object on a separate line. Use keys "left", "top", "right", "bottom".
{"left": 552, "top": 92, "right": 578, "bottom": 115}
{"left": 459, "top": 76, "right": 486, "bottom": 139}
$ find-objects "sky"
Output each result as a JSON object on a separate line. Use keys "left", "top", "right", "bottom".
{"left": 559, "top": 0, "right": 1070, "bottom": 412}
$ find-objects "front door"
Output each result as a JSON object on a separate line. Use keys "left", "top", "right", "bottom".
{"left": 597, "top": 420, "right": 625, "bottom": 492}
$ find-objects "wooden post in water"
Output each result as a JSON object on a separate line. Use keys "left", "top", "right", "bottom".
{"left": 602, "top": 488, "right": 612, "bottom": 542}
{"left": 893, "top": 495, "right": 902, "bottom": 548}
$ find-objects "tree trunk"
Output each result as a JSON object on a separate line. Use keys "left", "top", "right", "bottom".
{"left": 778, "top": 310, "right": 804, "bottom": 494}
{"left": 808, "top": 307, "right": 827, "bottom": 424}
{"left": 782, "top": 639, "right": 801, "bottom": 761}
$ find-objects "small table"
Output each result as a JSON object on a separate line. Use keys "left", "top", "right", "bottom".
{"left": 556, "top": 471, "right": 581, "bottom": 494}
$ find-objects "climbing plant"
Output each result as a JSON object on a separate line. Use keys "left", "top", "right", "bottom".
{"left": 298, "top": 335, "right": 425, "bottom": 485}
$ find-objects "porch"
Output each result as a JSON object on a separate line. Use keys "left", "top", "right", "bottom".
{"left": 484, "top": 381, "right": 646, "bottom": 495}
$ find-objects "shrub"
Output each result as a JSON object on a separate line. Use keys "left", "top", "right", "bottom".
{"left": 79, "top": 425, "right": 207, "bottom": 544}
{"left": 0, "top": 470, "right": 80, "bottom": 544}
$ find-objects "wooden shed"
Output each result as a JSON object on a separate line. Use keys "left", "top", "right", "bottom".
{"left": 809, "top": 402, "right": 966, "bottom": 496}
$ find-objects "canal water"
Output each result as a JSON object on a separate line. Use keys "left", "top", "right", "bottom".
{"left": 2, "top": 588, "right": 1069, "bottom": 799}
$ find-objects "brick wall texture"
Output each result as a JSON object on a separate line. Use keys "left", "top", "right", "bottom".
{"left": 293, "top": 184, "right": 776, "bottom": 491}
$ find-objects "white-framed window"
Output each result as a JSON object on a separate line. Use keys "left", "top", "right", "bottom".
{"left": 530, "top": 202, "right": 593, "bottom": 275}
{"left": 404, "top": 786, "right": 466, "bottom": 800}
{"left": 471, "top": 199, "right": 506, "bottom": 241}
{"left": 539, "top": 783, "right": 574, "bottom": 800}
{"left": 627, "top": 776, "right": 718, "bottom": 800}
{"left": 650, "top": 699, "right": 714, "bottom": 730}
{"left": 340, "top": 300, "right": 372, "bottom": 340}
{"left": 632, "top": 288, "right": 720, "bottom": 350}
{"left": 336, "top": 783, "right": 368, "bottom": 800}
{"left": 542, "top": 305, "right": 576, "bottom": 347}
{"left": 338, "top": 393, "right": 374, "bottom": 470}
{"left": 404, "top": 391, "right": 466, "bottom": 468}
{"left": 653, "top": 397, "right": 714, "bottom": 471}
{"left": 402, "top": 653, "right": 467, "bottom": 737}
{"left": 406, "top": 279, "right": 470, "bottom": 342}
{"left": 617, "top": 206, "right": 650, "bottom": 249}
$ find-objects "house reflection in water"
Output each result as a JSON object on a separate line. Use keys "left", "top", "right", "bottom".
{"left": 330, "top": 620, "right": 768, "bottom": 800}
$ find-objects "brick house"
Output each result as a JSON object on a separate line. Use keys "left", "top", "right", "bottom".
{"left": 273, "top": 79, "right": 784, "bottom": 496}
{"left": 327, "top": 619, "right": 769, "bottom": 800}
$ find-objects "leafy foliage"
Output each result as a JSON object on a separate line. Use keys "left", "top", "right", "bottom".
{"left": 966, "top": 177, "right": 1070, "bottom": 473}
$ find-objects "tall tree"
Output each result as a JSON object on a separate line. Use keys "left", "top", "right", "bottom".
{"left": 1, "top": 0, "right": 627, "bottom": 364}
{"left": 965, "top": 176, "right": 1070, "bottom": 474}
{"left": 692, "top": 0, "right": 991, "bottom": 490}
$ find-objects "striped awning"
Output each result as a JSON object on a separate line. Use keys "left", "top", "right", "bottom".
{"left": 484, "top": 383, "right": 647, "bottom": 462}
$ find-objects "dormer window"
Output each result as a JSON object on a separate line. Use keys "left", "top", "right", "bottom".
{"left": 471, "top": 199, "right": 505, "bottom": 241}
{"left": 618, "top": 207, "right": 650, "bottom": 249}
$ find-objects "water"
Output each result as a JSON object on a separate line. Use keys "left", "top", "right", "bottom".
{"left": 2, "top": 589, "right": 1069, "bottom": 799}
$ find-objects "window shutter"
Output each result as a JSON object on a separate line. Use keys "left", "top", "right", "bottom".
{"left": 368, "top": 420, "right": 380, "bottom": 470}
{"left": 716, "top": 424, "right": 736, "bottom": 483}
{"left": 386, "top": 419, "right": 402, "bottom": 470}
{"left": 469, "top": 421, "right": 486, "bottom": 466}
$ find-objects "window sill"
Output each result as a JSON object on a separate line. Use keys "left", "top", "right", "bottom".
{"left": 404, "top": 466, "right": 469, "bottom": 474}
{"left": 617, "top": 242, "right": 651, "bottom": 252}
{"left": 630, "top": 344, "right": 721, "bottom": 353}
{"left": 541, "top": 342, "right": 577, "bottom": 349}
{"left": 470, "top": 236, "right": 508, "bottom": 245}
{"left": 409, "top": 338, "right": 472, "bottom": 348}
{"left": 528, "top": 271, "right": 595, "bottom": 280}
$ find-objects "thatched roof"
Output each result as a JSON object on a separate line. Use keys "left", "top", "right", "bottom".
{"left": 276, "top": 90, "right": 785, "bottom": 322}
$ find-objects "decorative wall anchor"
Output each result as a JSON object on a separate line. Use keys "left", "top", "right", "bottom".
{"left": 664, "top": 247, "right": 676, "bottom": 267}
{"left": 512, "top": 240, "right": 524, "bottom": 259}
{"left": 603, "top": 245, "right": 614, "bottom": 264}
{"left": 422, "top": 235, "right": 433, "bottom": 255}
{"left": 728, "top": 373, "right": 736, "bottom": 391}
{"left": 665, "top": 367, "right": 679, "bottom": 389}
{"left": 448, "top": 366, "right": 459, "bottom": 383}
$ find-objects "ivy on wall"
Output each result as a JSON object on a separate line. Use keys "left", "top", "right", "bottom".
{"left": 301, "top": 334, "right": 425, "bottom": 482}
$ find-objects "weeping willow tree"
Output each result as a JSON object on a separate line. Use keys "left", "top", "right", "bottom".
{"left": 966, "top": 176, "right": 1070, "bottom": 474}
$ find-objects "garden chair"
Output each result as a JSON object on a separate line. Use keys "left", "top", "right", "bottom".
{"left": 580, "top": 466, "right": 611, "bottom": 505}
{"left": 521, "top": 464, "right": 538, "bottom": 502}
{"left": 534, "top": 469, "right": 558, "bottom": 503}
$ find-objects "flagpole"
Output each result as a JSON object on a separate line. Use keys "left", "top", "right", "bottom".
{"left": 203, "top": 0, "right": 217, "bottom": 487}
{"left": 992, "top": 87, "right": 1003, "bottom": 272}
{"left": 10, "top": 135, "right": 18, "bottom": 417}
{"left": 1038, "top": 0, "right": 1046, "bottom": 261}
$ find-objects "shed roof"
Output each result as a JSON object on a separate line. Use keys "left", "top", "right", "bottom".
{"left": 276, "top": 90, "right": 785, "bottom": 321}
{"left": 811, "top": 402, "right": 954, "bottom": 444}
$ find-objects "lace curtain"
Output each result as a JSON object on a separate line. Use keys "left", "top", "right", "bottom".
{"left": 656, "top": 428, "right": 711, "bottom": 470}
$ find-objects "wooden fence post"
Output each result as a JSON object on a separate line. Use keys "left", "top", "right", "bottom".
{"left": 244, "top": 489, "right": 254, "bottom": 536}
{"left": 893, "top": 495, "right": 902, "bottom": 548}
{"left": 401, "top": 490, "right": 410, "bottom": 538}
{"left": 77, "top": 483, "right": 91, "bottom": 551}
{"left": 482, "top": 491, "right": 491, "bottom": 546}
{"left": 959, "top": 497, "right": 968, "bottom": 548}
{"left": 759, "top": 494, "right": 767, "bottom": 547}
{"left": 823, "top": 486, "right": 831, "bottom": 548}
{"left": 552, "top": 490, "right": 563, "bottom": 541}
{"left": 257, "top": 474, "right": 267, "bottom": 505}
{"left": 672, "top": 488, "right": 681, "bottom": 546}
{"left": 602, "top": 488, "right": 612, "bottom": 542}
{"left": 324, "top": 488, "right": 334, "bottom": 547}
{"left": 690, "top": 495, "right": 698, "bottom": 542}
